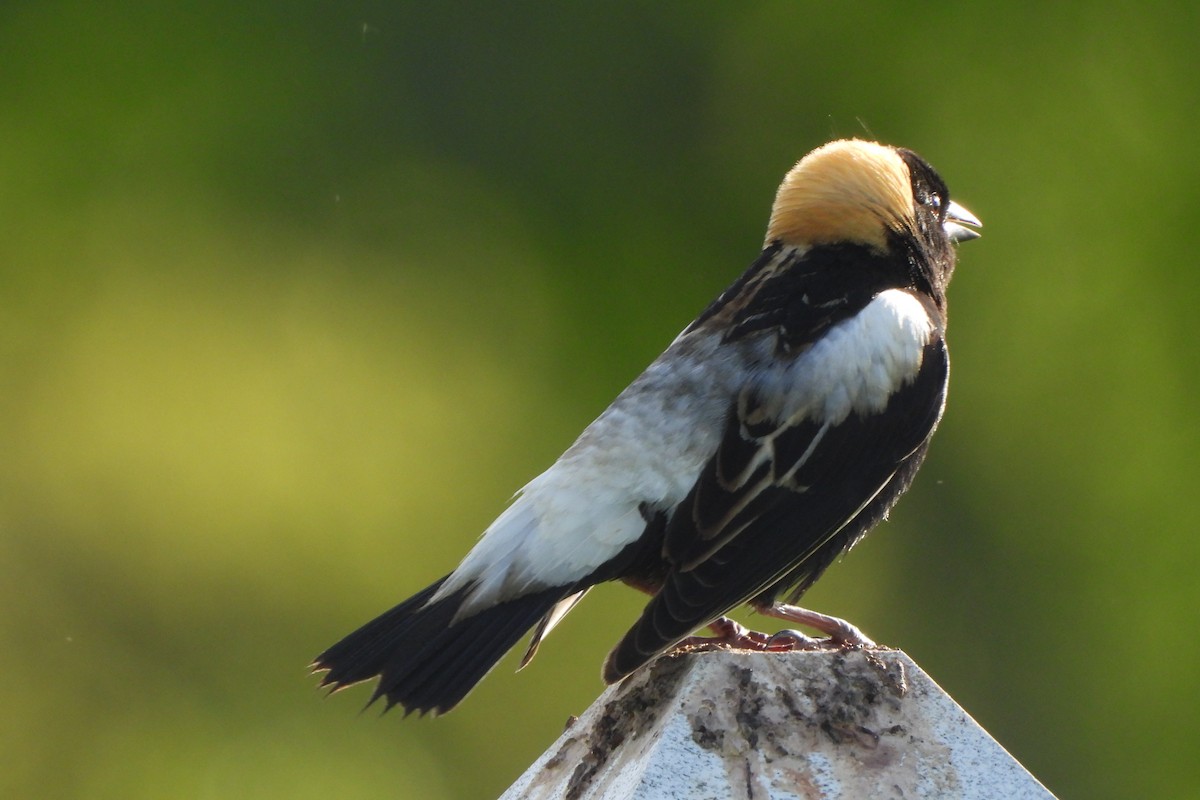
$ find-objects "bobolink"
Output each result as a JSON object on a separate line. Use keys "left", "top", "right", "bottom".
{"left": 314, "top": 139, "right": 980, "bottom": 715}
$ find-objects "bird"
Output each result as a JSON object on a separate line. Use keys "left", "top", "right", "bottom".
{"left": 313, "top": 138, "right": 980, "bottom": 716}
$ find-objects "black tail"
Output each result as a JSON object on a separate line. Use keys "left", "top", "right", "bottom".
{"left": 313, "top": 576, "right": 565, "bottom": 715}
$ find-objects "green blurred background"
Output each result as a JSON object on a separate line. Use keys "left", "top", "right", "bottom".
{"left": 2, "top": 2, "right": 1197, "bottom": 797}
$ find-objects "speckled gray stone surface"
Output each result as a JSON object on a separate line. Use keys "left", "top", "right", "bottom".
{"left": 500, "top": 649, "right": 1056, "bottom": 800}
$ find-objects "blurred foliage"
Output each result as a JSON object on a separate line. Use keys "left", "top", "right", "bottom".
{"left": 2, "top": 2, "right": 1198, "bottom": 798}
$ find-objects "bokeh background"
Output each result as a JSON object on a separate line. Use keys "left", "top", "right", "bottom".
{"left": 2, "top": 2, "right": 1197, "bottom": 798}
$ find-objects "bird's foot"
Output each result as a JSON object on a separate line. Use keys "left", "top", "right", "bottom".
{"left": 674, "top": 616, "right": 775, "bottom": 653}
{"left": 752, "top": 602, "right": 877, "bottom": 650}
{"left": 673, "top": 607, "right": 875, "bottom": 657}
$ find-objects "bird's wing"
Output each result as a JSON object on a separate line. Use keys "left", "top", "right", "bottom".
{"left": 605, "top": 334, "right": 947, "bottom": 681}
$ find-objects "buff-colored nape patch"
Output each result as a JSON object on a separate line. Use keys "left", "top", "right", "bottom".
{"left": 765, "top": 139, "right": 915, "bottom": 251}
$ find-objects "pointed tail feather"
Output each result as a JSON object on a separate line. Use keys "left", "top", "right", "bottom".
{"left": 313, "top": 576, "right": 567, "bottom": 715}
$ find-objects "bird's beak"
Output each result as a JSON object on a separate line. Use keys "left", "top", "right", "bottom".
{"left": 943, "top": 200, "right": 982, "bottom": 243}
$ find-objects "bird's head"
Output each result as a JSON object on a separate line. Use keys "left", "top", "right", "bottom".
{"left": 765, "top": 139, "right": 979, "bottom": 294}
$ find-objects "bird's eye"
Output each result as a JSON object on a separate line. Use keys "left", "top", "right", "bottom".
{"left": 927, "top": 193, "right": 942, "bottom": 212}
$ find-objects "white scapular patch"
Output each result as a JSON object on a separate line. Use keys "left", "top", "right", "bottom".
{"left": 762, "top": 289, "right": 935, "bottom": 425}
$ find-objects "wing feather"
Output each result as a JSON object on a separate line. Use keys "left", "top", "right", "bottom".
{"left": 605, "top": 338, "right": 947, "bottom": 682}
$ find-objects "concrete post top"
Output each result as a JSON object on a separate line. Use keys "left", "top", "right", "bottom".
{"left": 500, "top": 648, "right": 1056, "bottom": 800}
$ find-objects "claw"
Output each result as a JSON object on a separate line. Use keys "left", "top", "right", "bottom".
{"left": 765, "top": 629, "right": 819, "bottom": 650}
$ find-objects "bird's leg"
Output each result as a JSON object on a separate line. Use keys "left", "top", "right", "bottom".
{"left": 670, "top": 606, "right": 875, "bottom": 656}
{"left": 673, "top": 616, "right": 775, "bottom": 653}
{"left": 751, "top": 601, "right": 877, "bottom": 649}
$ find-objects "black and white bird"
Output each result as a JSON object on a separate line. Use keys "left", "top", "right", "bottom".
{"left": 313, "top": 139, "right": 980, "bottom": 715}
